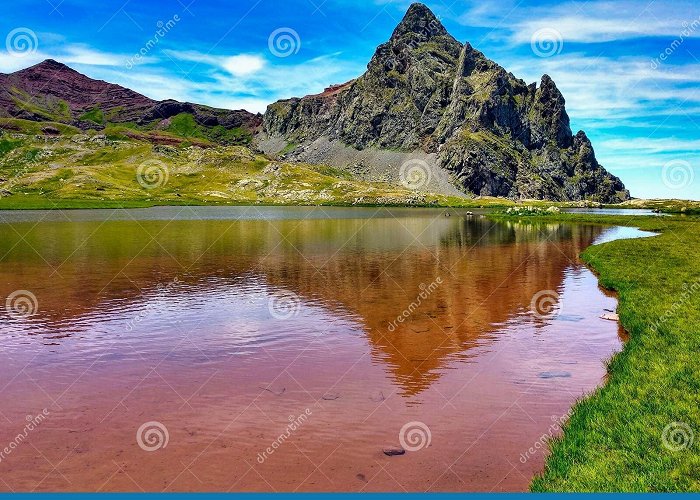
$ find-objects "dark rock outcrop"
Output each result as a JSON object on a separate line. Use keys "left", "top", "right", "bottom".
{"left": 262, "top": 3, "right": 629, "bottom": 202}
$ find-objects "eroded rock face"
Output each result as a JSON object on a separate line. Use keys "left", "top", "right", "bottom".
{"left": 262, "top": 3, "right": 629, "bottom": 202}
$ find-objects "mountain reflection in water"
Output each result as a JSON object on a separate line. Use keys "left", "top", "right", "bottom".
{"left": 0, "top": 207, "right": 625, "bottom": 492}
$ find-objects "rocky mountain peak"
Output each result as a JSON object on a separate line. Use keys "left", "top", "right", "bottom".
{"left": 260, "top": 3, "right": 629, "bottom": 203}
{"left": 390, "top": 3, "right": 451, "bottom": 42}
{"left": 11, "top": 59, "right": 79, "bottom": 79}
{"left": 33, "top": 58, "right": 71, "bottom": 70}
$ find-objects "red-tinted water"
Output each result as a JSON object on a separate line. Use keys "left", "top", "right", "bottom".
{"left": 0, "top": 207, "right": 627, "bottom": 491}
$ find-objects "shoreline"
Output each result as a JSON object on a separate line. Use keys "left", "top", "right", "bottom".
{"left": 490, "top": 213, "right": 699, "bottom": 491}
{"left": 0, "top": 195, "right": 696, "bottom": 213}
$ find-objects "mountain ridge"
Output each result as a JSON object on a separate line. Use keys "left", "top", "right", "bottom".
{"left": 0, "top": 4, "right": 629, "bottom": 202}
{"left": 260, "top": 2, "right": 629, "bottom": 202}
{"left": 0, "top": 59, "right": 262, "bottom": 137}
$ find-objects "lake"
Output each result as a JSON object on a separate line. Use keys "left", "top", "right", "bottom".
{"left": 0, "top": 207, "right": 634, "bottom": 492}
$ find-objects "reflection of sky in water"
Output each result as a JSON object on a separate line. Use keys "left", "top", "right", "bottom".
{"left": 593, "top": 226, "right": 658, "bottom": 245}
{"left": 565, "top": 208, "right": 666, "bottom": 216}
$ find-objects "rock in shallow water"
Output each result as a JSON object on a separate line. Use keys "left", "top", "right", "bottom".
{"left": 538, "top": 371, "right": 572, "bottom": 379}
{"left": 383, "top": 446, "right": 406, "bottom": 456}
{"left": 258, "top": 384, "right": 286, "bottom": 396}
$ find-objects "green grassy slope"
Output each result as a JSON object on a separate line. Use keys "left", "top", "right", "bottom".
{"left": 0, "top": 117, "right": 484, "bottom": 209}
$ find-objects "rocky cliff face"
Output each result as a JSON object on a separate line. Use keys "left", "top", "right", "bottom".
{"left": 0, "top": 59, "right": 261, "bottom": 133}
{"left": 262, "top": 3, "right": 629, "bottom": 202}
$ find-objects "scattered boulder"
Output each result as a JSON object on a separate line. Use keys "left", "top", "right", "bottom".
{"left": 370, "top": 391, "right": 386, "bottom": 402}
{"left": 41, "top": 125, "right": 60, "bottom": 135}
{"left": 538, "top": 371, "right": 572, "bottom": 379}
{"left": 383, "top": 446, "right": 406, "bottom": 456}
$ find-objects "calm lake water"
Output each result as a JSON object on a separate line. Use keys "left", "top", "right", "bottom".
{"left": 0, "top": 207, "right": 635, "bottom": 492}
{"left": 563, "top": 208, "right": 664, "bottom": 216}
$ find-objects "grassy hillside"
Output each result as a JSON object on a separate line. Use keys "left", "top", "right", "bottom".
{"left": 0, "top": 117, "right": 483, "bottom": 209}
{"left": 2, "top": 117, "right": 697, "bottom": 213}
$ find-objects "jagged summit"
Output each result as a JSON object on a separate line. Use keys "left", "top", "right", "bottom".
{"left": 260, "top": 3, "right": 628, "bottom": 202}
{"left": 390, "top": 3, "right": 451, "bottom": 42}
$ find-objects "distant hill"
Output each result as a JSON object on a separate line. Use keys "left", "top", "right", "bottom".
{"left": 0, "top": 59, "right": 261, "bottom": 145}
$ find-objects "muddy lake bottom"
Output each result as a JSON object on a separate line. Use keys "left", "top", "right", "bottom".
{"left": 0, "top": 206, "right": 647, "bottom": 491}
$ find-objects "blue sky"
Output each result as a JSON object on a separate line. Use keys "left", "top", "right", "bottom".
{"left": 1, "top": 0, "right": 699, "bottom": 200}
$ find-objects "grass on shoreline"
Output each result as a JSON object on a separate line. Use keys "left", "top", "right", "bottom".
{"left": 493, "top": 213, "right": 700, "bottom": 491}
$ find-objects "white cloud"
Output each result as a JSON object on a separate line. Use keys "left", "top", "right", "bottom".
{"left": 500, "top": 54, "right": 700, "bottom": 125}
{"left": 600, "top": 137, "right": 700, "bottom": 154}
{"left": 60, "top": 45, "right": 126, "bottom": 66}
{"left": 0, "top": 44, "right": 148, "bottom": 73}
{"left": 512, "top": 15, "right": 680, "bottom": 44}
{"left": 161, "top": 48, "right": 363, "bottom": 111}
{"left": 164, "top": 50, "right": 266, "bottom": 77}
{"left": 455, "top": 0, "right": 700, "bottom": 44}
{"left": 0, "top": 52, "right": 45, "bottom": 72}
{"left": 221, "top": 55, "right": 265, "bottom": 76}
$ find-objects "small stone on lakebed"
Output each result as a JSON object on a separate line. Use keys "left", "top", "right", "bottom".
{"left": 538, "top": 371, "right": 571, "bottom": 379}
{"left": 383, "top": 446, "right": 406, "bottom": 456}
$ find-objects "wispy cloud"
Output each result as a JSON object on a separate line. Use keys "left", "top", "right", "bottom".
{"left": 0, "top": 44, "right": 150, "bottom": 72}
{"left": 455, "top": 0, "right": 700, "bottom": 43}
{"left": 159, "top": 49, "right": 363, "bottom": 112}
{"left": 163, "top": 50, "right": 267, "bottom": 76}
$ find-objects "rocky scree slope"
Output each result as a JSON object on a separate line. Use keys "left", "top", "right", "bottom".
{"left": 262, "top": 3, "right": 629, "bottom": 202}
